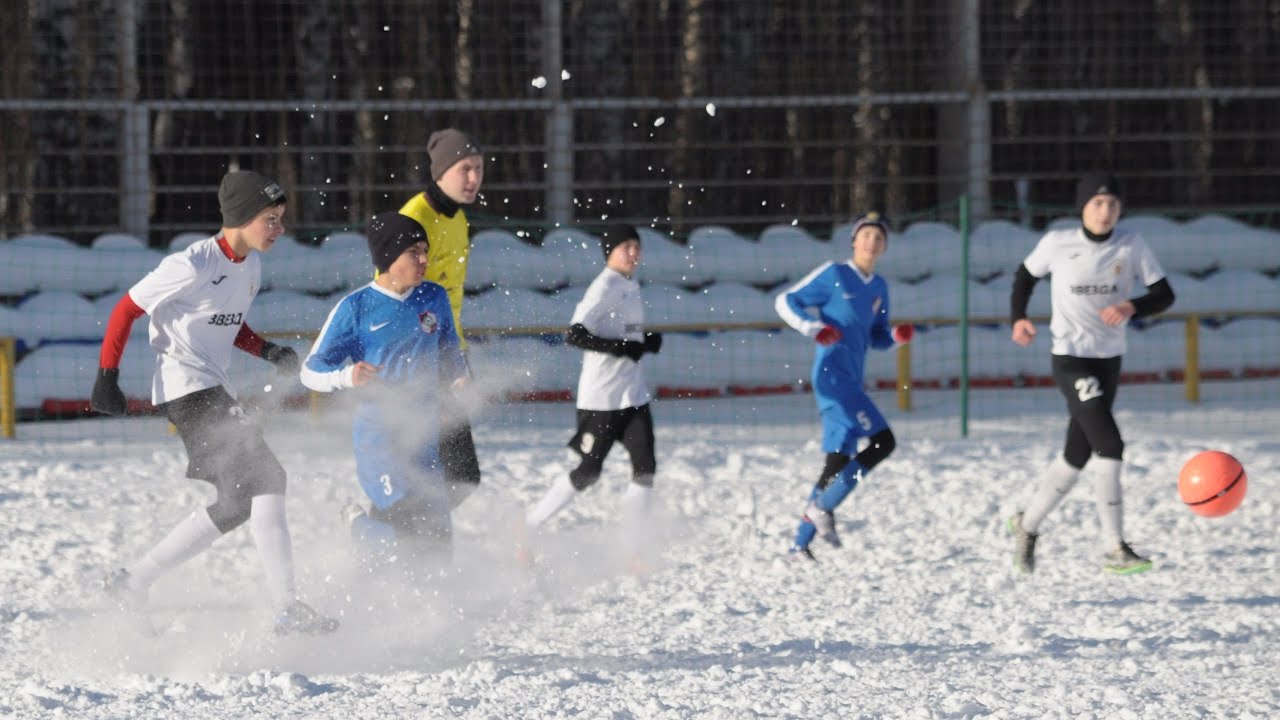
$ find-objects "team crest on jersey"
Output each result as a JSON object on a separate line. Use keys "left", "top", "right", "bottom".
{"left": 418, "top": 310, "right": 439, "bottom": 334}
{"left": 1113, "top": 262, "right": 1124, "bottom": 275}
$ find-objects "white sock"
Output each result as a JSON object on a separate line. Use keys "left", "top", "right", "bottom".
{"left": 620, "top": 482, "right": 653, "bottom": 557}
{"left": 1091, "top": 457, "right": 1125, "bottom": 549}
{"left": 128, "top": 509, "right": 222, "bottom": 589}
{"left": 250, "top": 494, "right": 297, "bottom": 607}
{"left": 526, "top": 475, "right": 578, "bottom": 529}
{"left": 1021, "top": 455, "right": 1080, "bottom": 534}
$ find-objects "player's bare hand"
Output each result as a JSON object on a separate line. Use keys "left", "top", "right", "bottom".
{"left": 1100, "top": 301, "right": 1135, "bottom": 326}
{"left": 350, "top": 361, "right": 381, "bottom": 386}
{"left": 1011, "top": 318, "right": 1036, "bottom": 346}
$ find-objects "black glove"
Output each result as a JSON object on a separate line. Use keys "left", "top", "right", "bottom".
{"left": 621, "top": 341, "right": 646, "bottom": 362}
{"left": 643, "top": 331, "right": 663, "bottom": 355}
{"left": 262, "top": 342, "right": 300, "bottom": 376}
{"left": 90, "top": 368, "right": 127, "bottom": 416}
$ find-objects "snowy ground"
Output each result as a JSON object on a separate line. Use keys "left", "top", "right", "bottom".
{"left": 1, "top": 382, "right": 1277, "bottom": 719}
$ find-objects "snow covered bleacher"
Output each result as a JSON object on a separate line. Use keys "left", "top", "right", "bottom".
{"left": 3, "top": 215, "right": 1278, "bottom": 412}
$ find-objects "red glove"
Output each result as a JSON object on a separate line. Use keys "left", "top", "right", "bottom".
{"left": 815, "top": 326, "right": 842, "bottom": 346}
{"left": 892, "top": 324, "right": 914, "bottom": 344}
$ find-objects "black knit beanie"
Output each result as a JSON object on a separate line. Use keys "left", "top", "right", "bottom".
{"left": 599, "top": 223, "right": 641, "bottom": 261}
{"left": 367, "top": 212, "right": 428, "bottom": 272}
{"left": 1075, "top": 172, "right": 1122, "bottom": 211}
{"left": 219, "top": 171, "right": 286, "bottom": 228}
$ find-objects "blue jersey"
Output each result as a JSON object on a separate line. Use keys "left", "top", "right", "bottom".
{"left": 776, "top": 261, "right": 897, "bottom": 452}
{"left": 776, "top": 261, "right": 895, "bottom": 400}
{"left": 301, "top": 281, "right": 466, "bottom": 509}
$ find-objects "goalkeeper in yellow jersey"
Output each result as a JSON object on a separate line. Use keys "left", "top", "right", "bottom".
{"left": 399, "top": 128, "right": 486, "bottom": 509}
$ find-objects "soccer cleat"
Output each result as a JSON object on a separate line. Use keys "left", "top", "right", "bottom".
{"left": 1006, "top": 513, "right": 1038, "bottom": 574}
{"left": 786, "top": 546, "right": 817, "bottom": 563}
{"left": 341, "top": 501, "right": 367, "bottom": 528}
{"left": 102, "top": 568, "right": 147, "bottom": 611}
{"left": 803, "top": 502, "right": 842, "bottom": 548}
{"left": 1104, "top": 541, "right": 1153, "bottom": 575}
{"left": 273, "top": 600, "right": 340, "bottom": 636}
{"left": 512, "top": 514, "right": 536, "bottom": 568}
{"left": 102, "top": 568, "right": 158, "bottom": 636}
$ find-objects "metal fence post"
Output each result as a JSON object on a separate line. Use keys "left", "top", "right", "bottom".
{"left": 543, "top": 0, "right": 573, "bottom": 230}
{"left": 122, "top": 105, "right": 150, "bottom": 241}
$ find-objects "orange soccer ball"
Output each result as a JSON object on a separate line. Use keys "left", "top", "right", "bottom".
{"left": 1178, "top": 450, "right": 1248, "bottom": 517}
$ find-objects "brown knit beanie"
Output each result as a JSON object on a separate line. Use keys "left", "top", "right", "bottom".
{"left": 428, "top": 129, "right": 482, "bottom": 181}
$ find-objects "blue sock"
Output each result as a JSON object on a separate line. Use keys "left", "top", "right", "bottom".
{"left": 816, "top": 461, "right": 865, "bottom": 512}
{"left": 792, "top": 519, "right": 817, "bottom": 550}
{"left": 791, "top": 484, "right": 825, "bottom": 549}
{"left": 351, "top": 514, "right": 398, "bottom": 557}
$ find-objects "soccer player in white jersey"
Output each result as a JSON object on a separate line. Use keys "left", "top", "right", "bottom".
{"left": 1006, "top": 172, "right": 1176, "bottom": 575}
{"left": 518, "top": 224, "right": 663, "bottom": 568}
{"left": 91, "top": 170, "right": 338, "bottom": 635}
{"left": 301, "top": 212, "right": 467, "bottom": 570}
{"left": 775, "top": 212, "right": 914, "bottom": 562}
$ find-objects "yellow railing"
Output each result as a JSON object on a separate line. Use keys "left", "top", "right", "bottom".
{"left": 456, "top": 311, "right": 1280, "bottom": 413}
{"left": 1, "top": 336, "right": 15, "bottom": 439}
{"left": 2, "top": 312, "right": 1275, "bottom": 438}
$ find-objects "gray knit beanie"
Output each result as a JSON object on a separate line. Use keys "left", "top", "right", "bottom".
{"left": 850, "top": 211, "right": 890, "bottom": 241}
{"left": 219, "top": 171, "right": 286, "bottom": 228}
{"left": 428, "top": 129, "right": 482, "bottom": 181}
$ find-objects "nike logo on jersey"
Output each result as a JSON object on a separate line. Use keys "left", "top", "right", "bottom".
{"left": 370, "top": 321, "right": 391, "bottom": 331}
{"left": 1068, "top": 253, "right": 1081, "bottom": 260}
{"left": 211, "top": 275, "right": 228, "bottom": 285}
{"left": 842, "top": 292, "right": 855, "bottom": 299}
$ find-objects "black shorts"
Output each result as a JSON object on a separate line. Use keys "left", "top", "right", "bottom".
{"left": 1051, "top": 354, "right": 1121, "bottom": 416}
{"left": 161, "top": 385, "right": 286, "bottom": 493}
{"left": 568, "top": 404, "right": 655, "bottom": 476}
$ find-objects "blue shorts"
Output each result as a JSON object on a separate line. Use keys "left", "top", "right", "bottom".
{"left": 817, "top": 390, "right": 888, "bottom": 455}
{"left": 353, "top": 430, "right": 447, "bottom": 513}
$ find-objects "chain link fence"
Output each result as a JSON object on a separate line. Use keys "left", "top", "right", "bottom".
{"left": 3, "top": 1, "right": 1280, "bottom": 244}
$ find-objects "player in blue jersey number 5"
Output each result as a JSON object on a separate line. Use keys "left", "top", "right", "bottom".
{"left": 775, "top": 212, "right": 914, "bottom": 562}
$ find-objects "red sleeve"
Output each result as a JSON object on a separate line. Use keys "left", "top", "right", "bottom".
{"left": 99, "top": 293, "right": 146, "bottom": 369}
{"left": 234, "top": 322, "right": 266, "bottom": 357}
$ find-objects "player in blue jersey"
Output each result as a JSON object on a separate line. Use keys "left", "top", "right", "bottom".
{"left": 301, "top": 212, "right": 468, "bottom": 569}
{"left": 775, "top": 212, "right": 914, "bottom": 561}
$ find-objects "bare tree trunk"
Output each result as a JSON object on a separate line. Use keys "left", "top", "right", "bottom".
{"left": 394, "top": 12, "right": 426, "bottom": 190}
{"left": 149, "top": 0, "right": 194, "bottom": 241}
{"left": 668, "top": 0, "right": 703, "bottom": 231}
{"left": 455, "top": 0, "right": 475, "bottom": 100}
{"left": 343, "top": 2, "right": 376, "bottom": 226}
{"left": 293, "top": 0, "right": 336, "bottom": 231}
{"left": 0, "top": 0, "right": 36, "bottom": 234}
{"left": 569, "top": 0, "right": 632, "bottom": 216}
{"left": 850, "top": 9, "right": 883, "bottom": 214}
{"left": 1156, "top": 0, "right": 1213, "bottom": 205}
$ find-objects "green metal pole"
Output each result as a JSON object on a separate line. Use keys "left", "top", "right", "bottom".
{"left": 959, "top": 195, "right": 970, "bottom": 438}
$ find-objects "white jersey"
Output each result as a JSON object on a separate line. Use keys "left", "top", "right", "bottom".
{"left": 1023, "top": 227, "right": 1166, "bottom": 358}
{"left": 127, "top": 236, "right": 261, "bottom": 404}
{"left": 572, "top": 267, "right": 653, "bottom": 411}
